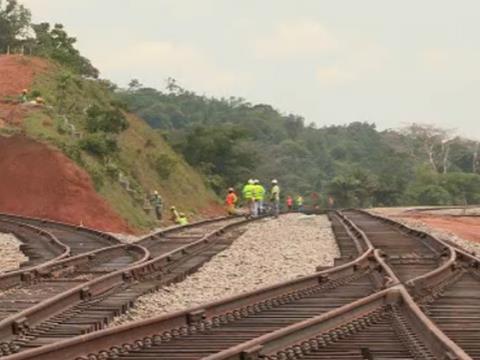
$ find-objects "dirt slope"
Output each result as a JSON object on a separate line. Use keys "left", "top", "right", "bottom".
{"left": 0, "top": 135, "right": 133, "bottom": 233}
{"left": 0, "top": 55, "right": 50, "bottom": 125}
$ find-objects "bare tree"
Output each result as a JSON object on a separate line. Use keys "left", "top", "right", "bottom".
{"left": 401, "top": 123, "right": 455, "bottom": 173}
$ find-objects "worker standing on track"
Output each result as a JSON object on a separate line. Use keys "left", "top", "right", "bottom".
{"left": 295, "top": 194, "right": 304, "bottom": 211}
{"left": 286, "top": 195, "right": 293, "bottom": 211}
{"left": 151, "top": 190, "right": 163, "bottom": 220}
{"left": 270, "top": 179, "right": 280, "bottom": 218}
{"left": 253, "top": 179, "right": 265, "bottom": 215}
{"left": 242, "top": 179, "right": 256, "bottom": 218}
{"left": 225, "top": 187, "right": 239, "bottom": 216}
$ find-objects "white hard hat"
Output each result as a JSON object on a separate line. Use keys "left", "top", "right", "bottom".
{"left": 271, "top": 179, "right": 278, "bottom": 184}
{"left": 154, "top": 190, "right": 158, "bottom": 195}
{"left": 254, "top": 179, "right": 259, "bottom": 184}
{"left": 248, "top": 179, "right": 254, "bottom": 184}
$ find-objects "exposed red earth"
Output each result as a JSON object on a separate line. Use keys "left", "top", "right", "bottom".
{"left": 396, "top": 213, "right": 480, "bottom": 243}
{"left": 0, "top": 55, "right": 50, "bottom": 125}
{"left": 0, "top": 135, "right": 134, "bottom": 233}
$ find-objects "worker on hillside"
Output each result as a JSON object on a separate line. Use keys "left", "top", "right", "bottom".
{"left": 242, "top": 179, "right": 256, "bottom": 218}
{"left": 296, "top": 195, "right": 304, "bottom": 211}
{"left": 177, "top": 212, "right": 189, "bottom": 225}
{"left": 170, "top": 206, "right": 180, "bottom": 223}
{"left": 286, "top": 195, "right": 293, "bottom": 211}
{"left": 225, "top": 187, "right": 239, "bottom": 216}
{"left": 253, "top": 179, "right": 265, "bottom": 215}
{"left": 150, "top": 190, "right": 163, "bottom": 220}
{"left": 20, "top": 89, "right": 28, "bottom": 103}
{"left": 270, "top": 179, "right": 280, "bottom": 218}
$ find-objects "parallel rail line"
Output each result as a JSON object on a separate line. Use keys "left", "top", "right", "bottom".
{"left": 2, "top": 210, "right": 480, "bottom": 359}
{"left": 0, "top": 215, "right": 251, "bottom": 356}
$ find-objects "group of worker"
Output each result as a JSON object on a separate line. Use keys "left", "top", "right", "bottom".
{"left": 226, "top": 179, "right": 281, "bottom": 218}
{"left": 150, "top": 191, "right": 188, "bottom": 225}
{"left": 286, "top": 195, "right": 304, "bottom": 211}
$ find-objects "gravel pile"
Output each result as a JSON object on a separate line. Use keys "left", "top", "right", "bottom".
{"left": 112, "top": 214, "right": 339, "bottom": 326}
{"left": 369, "top": 209, "right": 480, "bottom": 254}
{"left": 0, "top": 233, "right": 28, "bottom": 273}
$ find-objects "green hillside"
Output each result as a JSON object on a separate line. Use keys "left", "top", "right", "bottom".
{"left": 17, "top": 63, "right": 219, "bottom": 230}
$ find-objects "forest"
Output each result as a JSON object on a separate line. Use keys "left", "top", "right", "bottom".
{"left": 3, "top": 0, "right": 480, "bottom": 208}
{"left": 118, "top": 80, "right": 480, "bottom": 208}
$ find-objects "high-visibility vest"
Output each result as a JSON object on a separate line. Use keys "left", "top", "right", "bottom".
{"left": 271, "top": 185, "right": 280, "bottom": 201}
{"left": 253, "top": 185, "right": 265, "bottom": 200}
{"left": 242, "top": 184, "right": 254, "bottom": 200}
{"left": 226, "top": 193, "right": 237, "bottom": 205}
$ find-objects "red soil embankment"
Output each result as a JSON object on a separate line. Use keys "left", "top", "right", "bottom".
{"left": 0, "top": 55, "right": 49, "bottom": 125}
{"left": 398, "top": 213, "right": 480, "bottom": 243}
{"left": 0, "top": 135, "right": 133, "bottom": 233}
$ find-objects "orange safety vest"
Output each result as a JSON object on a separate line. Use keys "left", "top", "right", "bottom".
{"left": 226, "top": 193, "right": 237, "bottom": 206}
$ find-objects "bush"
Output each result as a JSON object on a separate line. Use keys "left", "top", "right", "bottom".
{"left": 79, "top": 133, "right": 118, "bottom": 157}
{"left": 85, "top": 104, "right": 128, "bottom": 134}
{"left": 149, "top": 153, "right": 177, "bottom": 180}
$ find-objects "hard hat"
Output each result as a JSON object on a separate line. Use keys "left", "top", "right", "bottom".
{"left": 154, "top": 190, "right": 158, "bottom": 195}
{"left": 170, "top": 206, "right": 176, "bottom": 210}
{"left": 179, "top": 212, "right": 185, "bottom": 217}
{"left": 272, "top": 179, "right": 278, "bottom": 184}
{"left": 228, "top": 187, "right": 234, "bottom": 192}
{"left": 248, "top": 179, "right": 254, "bottom": 184}
{"left": 254, "top": 179, "right": 259, "bottom": 184}
{"left": 22, "top": 89, "right": 28, "bottom": 93}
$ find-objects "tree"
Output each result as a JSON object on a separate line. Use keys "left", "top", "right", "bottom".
{"left": 0, "top": 0, "right": 31, "bottom": 52}
{"left": 401, "top": 123, "right": 455, "bottom": 173}
{"left": 32, "top": 22, "right": 99, "bottom": 77}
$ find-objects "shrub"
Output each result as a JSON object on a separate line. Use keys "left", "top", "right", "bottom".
{"left": 85, "top": 104, "right": 128, "bottom": 134}
{"left": 149, "top": 153, "right": 177, "bottom": 180}
{"left": 79, "top": 133, "right": 118, "bottom": 157}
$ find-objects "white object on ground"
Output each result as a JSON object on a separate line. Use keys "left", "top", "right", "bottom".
{"left": 0, "top": 233, "right": 28, "bottom": 273}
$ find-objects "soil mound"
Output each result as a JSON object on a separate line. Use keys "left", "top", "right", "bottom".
{"left": 0, "top": 135, "right": 134, "bottom": 233}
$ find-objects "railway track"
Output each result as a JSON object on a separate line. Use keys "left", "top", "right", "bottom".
{"left": 1, "top": 210, "right": 478, "bottom": 359}
{"left": 0, "top": 213, "right": 122, "bottom": 256}
{"left": 0, "top": 216, "right": 252, "bottom": 355}
{"left": 0, "top": 219, "right": 69, "bottom": 270}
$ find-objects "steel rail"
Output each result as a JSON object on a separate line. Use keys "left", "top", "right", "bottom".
{"left": 203, "top": 285, "right": 470, "bottom": 360}
{"left": 0, "top": 216, "right": 257, "bottom": 355}
{"left": 0, "top": 212, "right": 400, "bottom": 360}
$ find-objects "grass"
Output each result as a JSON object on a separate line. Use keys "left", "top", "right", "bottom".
{"left": 19, "top": 59, "right": 219, "bottom": 231}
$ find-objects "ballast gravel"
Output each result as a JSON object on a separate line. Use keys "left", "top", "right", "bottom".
{"left": 0, "top": 233, "right": 28, "bottom": 273}
{"left": 369, "top": 209, "right": 480, "bottom": 255}
{"left": 112, "top": 214, "right": 339, "bottom": 325}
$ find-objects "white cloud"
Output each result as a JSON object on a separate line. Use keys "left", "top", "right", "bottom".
{"left": 255, "top": 19, "right": 338, "bottom": 59}
{"left": 95, "top": 41, "right": 250, "bottom": 95}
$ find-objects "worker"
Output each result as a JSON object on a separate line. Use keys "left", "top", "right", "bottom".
{"left": 150, "top": 190, "right": 163, "bottom": 220}
{"left": 296, "top": 195, "right": 304, "bottom": 211}
{"left": 170, "top": 206, "right": 180, "bottom": 223}
{"left": 270, "top": 179, "right": 280, "bottom": 218}
{"left": 225, "top": 187, "right": 239, "bottom": 216}
{"left": 328, "top": 195, "right": 335, "bottom": 209}
{"left": 242, "top": 179, "right": 256, "bottom": 218}
{"left": 286, "top": 195, "right": 293, "bottom": 211}
{"left": 177, "top": 212, "right": 189, "bottom": 225}
{"left": 20, "top": 89, "right": 28, "bottom": 103}
{"left": 253, "top": 179, "right": 265, "bottom": 215}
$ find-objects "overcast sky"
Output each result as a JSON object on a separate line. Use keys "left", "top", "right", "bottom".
{"left": 22, "top": 1, "right": 480, "bottom": 138}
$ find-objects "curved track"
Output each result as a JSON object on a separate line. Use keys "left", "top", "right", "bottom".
{"left": 2, "top": 210, "right": 480, "bottom": 359}
{"left": 0, "top": 216, "right": 251, "bottom": 356}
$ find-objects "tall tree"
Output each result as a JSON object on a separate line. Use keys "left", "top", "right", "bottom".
{"left": 0, "top": 0, "right": 31, "bottom": 52}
